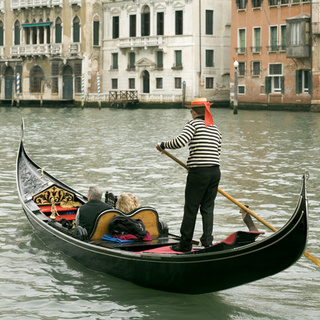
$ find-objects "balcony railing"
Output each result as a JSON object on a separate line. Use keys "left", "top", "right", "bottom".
{"left": 251, "top": 46, "right": 261, "bottom": 53}
{"left": 69, "top": 42, "right": 81, "bottom": 55}
{"left": 11, "top": 0, "right": 63, "bottom": 9}
{"left": 10, "top": 43, "right": 62, "bottom": 57}
{"left": 236, "top": 47, "right": 246, "bottom": 55}
{"left": 0, "top": 0, "right": 4, "bottom": 11}
{"left": 118, "top": 36, "right": 166, "bottom": 49}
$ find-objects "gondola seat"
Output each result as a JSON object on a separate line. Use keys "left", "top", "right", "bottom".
{"left": 90, "top": 207, "right": 162, "bottom": 241}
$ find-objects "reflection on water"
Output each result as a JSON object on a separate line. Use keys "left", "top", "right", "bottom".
{"left": 0, "top": 107, "right": 319, "bottom": 319}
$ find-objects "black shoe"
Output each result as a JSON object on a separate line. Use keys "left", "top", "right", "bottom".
{"left": 170, "top": 243, "right": 192, "bottom": 252}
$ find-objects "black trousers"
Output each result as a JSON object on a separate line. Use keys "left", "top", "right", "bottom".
{"left": 180, "top": 166, "right": 221, "bottom": 247}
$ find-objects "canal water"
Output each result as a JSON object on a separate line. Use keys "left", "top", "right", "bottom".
{"left": 0, "top": 106, "right": 319, "bottom": 319}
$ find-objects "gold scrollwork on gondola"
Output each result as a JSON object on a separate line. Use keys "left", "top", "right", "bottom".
{"left": 33, "top": 185, "right": 75, "bottom": 206}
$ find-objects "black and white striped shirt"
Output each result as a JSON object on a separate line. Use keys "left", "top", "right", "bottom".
{"left": 163, "top": 117, "right": 222, "bottom": 168}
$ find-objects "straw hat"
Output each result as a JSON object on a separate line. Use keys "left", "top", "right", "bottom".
{"left": 185, "top": 98, "right": 213, "bottom": 108}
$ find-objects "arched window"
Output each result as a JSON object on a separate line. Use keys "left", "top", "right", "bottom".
{"left": 30, "top": 65, "right": 44, "bottom": 93}
{"left": 14, "top": 20, "right": 21, "bottom": 45}
{"left": 0, "top": 21, "right": 4, "bottom": 46}
{"left": 73, "top": 16, "right": 80, "bottom": 43}
{"left": 55, "top": 17, "right": 62, "bottom": 43}
{"left": 141, "top": 6, "right": 150, "bottom": 36}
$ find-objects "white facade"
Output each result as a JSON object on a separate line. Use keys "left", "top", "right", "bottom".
{"left": 102, "top": 0, "right": 231, "bottom": 103}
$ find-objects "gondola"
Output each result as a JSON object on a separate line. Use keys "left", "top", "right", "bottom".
{"left": 16, "top": 122, "right": 308, "bottom": 294}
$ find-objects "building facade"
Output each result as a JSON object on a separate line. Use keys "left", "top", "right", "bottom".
{"left": 0, "top": 0, "right": 103, "bottom": 102}
{"left": 230, "top": 0, "right": 311, "bottom": 108}
{"left": 102, "top": 0, "right": 231, "bottom": 104}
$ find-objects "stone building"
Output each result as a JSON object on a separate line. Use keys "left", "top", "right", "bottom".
{"left": 102, "top": 0, "right": 231, "bottom": 104}
{"left": 0, "top": 0, "right": 103, "bottom": 103}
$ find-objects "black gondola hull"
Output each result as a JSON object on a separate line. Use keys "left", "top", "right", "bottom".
{"left": 16, "top": 136, "right": 308, "bottom": 294}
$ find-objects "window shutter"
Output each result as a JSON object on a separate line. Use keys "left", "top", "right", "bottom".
{"left": 296, "top": 70, "right": 302, "bottom": 94}
{"left": 265, "top": 77, "right": 271, "bottom": 94}
{"left": 307, "top": 70, "right": 312, "bottom": 95}
{"left": 93, "top": 21, "right": 99, "bottom": 46}
{"left": 0, "top": 26, "right": 3, "bottom": 46}
{"left": 280, "top": 76, "right": 285, "bottom": 94}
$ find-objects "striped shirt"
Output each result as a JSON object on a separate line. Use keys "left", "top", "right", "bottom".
{"left": 163, "top": 117, "right": 222, "bottom": 168}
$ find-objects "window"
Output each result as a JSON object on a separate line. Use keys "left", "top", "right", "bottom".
{"left": 93, "top": 19, "right": 100, "bottom": 46}
{"left": 157, "top": 12, "right": 164, "bottom": 35}
{"left": 112, "top": 79, "right": 118, "bottom": 89}
{"left": 175, "top": 77, "right": 182, "bottom": 89}
{"left": 290, "top": 22, "right": 301, "bottom": 45}
{"left": 175, "top": 11, "right": 183, "bottom": 35}
{"left": 269, "top": 0, "right": 278, "bottom": 5}
{"left": 156, "top": 51, "right": 163, "bottom": 68}
{"left": 174, "top": 50, "right": 182, "bottom": 68}
{"left": 252, "top": 61, "right": 261, "bottom": 76}
{"left": 270, "top": 26, "right": 278, "bottom": 51}
{"left": 73, "top": 16, "right": 80, "bottom": 43}
{"left": 239, "top": 85, "right": 245, "bottom": 94}
{"left": 129, "top": 15, "right": 136, "bottom": 37}
{"left": 239, "top": 62, "right": 246, "bottom": 76}
{"left": 52, "top": 63, "right": 59, "bottom": 94}
{"left": 112, "top": 53, "right": 118, "bottom": 70}
{"left": 74, "top": 62, "right": 82, "bottom": 93}
{"left": 55, "top": 17, "right": 62, "bottom": 43}
{"left": 113, "top": 16, "right": 119, "bottom": 39}
{"left": 156, "top": 78, "right": 163, "bottom": 89}
{"left": 236, "top": 0, "right": 248, "bottom": 10}
{"left": 280, "top": 25, "right": 286, "bottom": 50}
{"left": 252, "top": 0, "right": 262, "bottom": 8}
{"left": 206, "top": 50, "right": 214, "bottom": 67}
{"left": 14, "top": 20, "right": 21, "bottom": 45}
{"left": 30, "top": 65, "right": 44, "bottom": 93}
{"left": 253, "top": 27, "right": 261, "bottom": 53}
{"left": 0, "top": 21, "right": 3, "bottom": 46}
{"left": 129, "top": 78, "right": 135, "bottom": 89}
{"left": 141, "top": 6, "right": 150, "bottom": 36}
{"left": 238, "top": 29, "right": 246, "bottom": 54}
{"left": 128, "top": 52, "right": 135, "bottom": 69}
{"left": 296, "top": 70, "right": 311, "bottom": 94}
{"left": 265, "top": 64, "right": 284, "bottom": 94}
{"left": 206, "top": 10, "right": 213, "bottom": 35}
{"left": 206, "top": 77, "right": 214, "bottom": 89}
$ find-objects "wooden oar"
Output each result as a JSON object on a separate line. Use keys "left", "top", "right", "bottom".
{"left": 157, "top": 145, "right": 320, "bottom": 267}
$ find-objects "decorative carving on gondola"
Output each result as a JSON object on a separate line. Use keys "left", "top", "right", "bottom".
{"left": 33, "top": 185, "right": 75, "bottom": 205}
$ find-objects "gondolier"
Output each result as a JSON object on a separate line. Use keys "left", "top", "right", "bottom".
{"left": 157, "top": 98, "right": 222, "bottom": 252}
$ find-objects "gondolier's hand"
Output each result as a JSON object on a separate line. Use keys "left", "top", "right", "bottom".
{"left": 156, "top": 142, "right": 165, "bottom": 153}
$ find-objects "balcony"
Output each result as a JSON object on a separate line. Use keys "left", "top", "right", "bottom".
{"left": 118, "top": 36, "right": 166, "bottom": 50}
{"left": 10, "top": 43, "right": 62, "bottom": 57}
{"left": 11, "top": 0, "right": 63, "bottom": 9}
{"left": 69, "top": 0, "right": 81, "bottom": 6}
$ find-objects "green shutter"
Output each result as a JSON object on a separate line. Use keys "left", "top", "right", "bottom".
{"left": 15, "top": 25, "right": 20, "bottom": 45}
{"left": 73, "top": 22, "right": 80, "bottom": 42}
{"left": 281, "top": 76, "right": 284, "bottom": 94}
{"left": 307, "top": 70, "right": 312, "bottom": 96}
{"left": 296, "top": 70, "right": 302, "bottom": 94}
{"left": 265, "top": 77, "right": 271, "bottom": 94}
{"left": 56, "top": 23, "right": 62, "bottom": 43}
{"left": 93, "top": 21, "right": 99, "bottom": 46}
{"left": 0, "top": 26, "right": 3, "bottom": 46}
